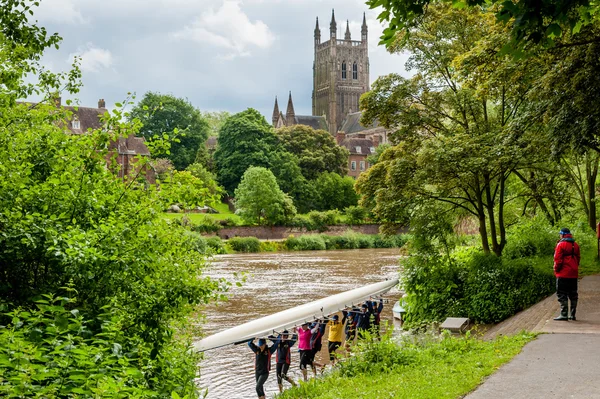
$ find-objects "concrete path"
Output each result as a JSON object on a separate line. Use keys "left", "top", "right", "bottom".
{"left": 466, "top": 275, "right": 600, "bottom": 398}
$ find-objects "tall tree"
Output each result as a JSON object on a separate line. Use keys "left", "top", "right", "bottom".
{"left": 129, "top": 92, "right": 209, "bottom": 170}
{"left": 214, "top": 108, "right": 278, "bottom": 195}
{"left": 234, "top": 167, "right": 297, "bottom": 226}
{"left": 276, "top": 125, "right": 349, "bottom": 180}
{"left": 358, "top": 4, "right": 546, "bottom": 256}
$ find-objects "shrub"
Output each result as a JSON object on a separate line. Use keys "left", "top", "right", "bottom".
{"left": 0, "top": 294, "right": 201, "bottom": 398}
{"left": 186, "top": 231, "right": 207, "bottom": 253}
{"left": 503, "top": 216, "right": 556, "bottom": 259}
{"left": 402, "top": 248, "right": 555, "bottom": 326}
{"left": 289, "top": 214, "right": 315, "bottom": 230}
{"left": 190, "top": 216, "right": 221, "bottom": 233}
{"left": 228, "top": 237, "right": 261, "bottom": 253}
{"left": 345, "top": 205, "right": 368, "bottom": 225}
{"left": 220, "top": 217, "right": 239, "bottom": 227}
{"left": 260, "top": 241, "right": 281, "bottom": 252}
{"left": 206, "top": 236, "right": 227, "bottom": 254}
{"left": 308, "top": 211, "right": 331, "bottom": 232}
{"left": 284, "top": 235, "right": 327, "bottom": 251}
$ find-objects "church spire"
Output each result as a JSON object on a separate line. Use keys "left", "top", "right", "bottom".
{"left": 361, "top": 12, "right": 368, "bottom": 43}
{"left": 330, "top": 9, "right": 337, "bottom": 39}
{"left": 314, "top": 17, "right": 321, "bottom": 45}
{"left": 345, "top": 20, "right": 351, "bottom": 40}
{"left": 286, "top": 92, "right": 295, "bottom": 126}
{"left": 272, "top": 96, "right": 279, "bottom": 127}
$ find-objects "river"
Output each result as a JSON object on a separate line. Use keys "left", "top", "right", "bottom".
{"left": 196, "top": 248, "right": 403, "bottom": 399}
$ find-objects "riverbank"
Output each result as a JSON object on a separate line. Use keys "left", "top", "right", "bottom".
{"left": 278, "top": 331, "right": 535, "bottom": 399}
{"left": 192, "top": 231, "right": 409, "bottom": 254}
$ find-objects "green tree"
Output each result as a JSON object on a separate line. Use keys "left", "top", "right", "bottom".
{"left": 276, "top": 125, "right": 349, "bottom": 180}
{"left": 129, "top": 92, "right": 209, "bottom": 170}
{"left": 234, "top": 167, "right": 297, "bottom": 225}
{"left": 368, "top": 0, "right": 600, "bottom": 50}
{"left": 160, "top": 169, "right": 221, "bottom": 211}
{"left": 203, "top": 110, "right": 232, "bottom": 137}
{"left": 214, "top": 108, "right": 278, "bottom": 195}
{"left": 186, "top": 162, "right": 223, "bottom": 198}
{"left": 0, "top": 2, "right": 224, "bottom": 395}
{"left": 359, "top": 4, "right": 549, "bottom": 256}
{"left": 311, "top": 172, "right": 358, "bottom": 211}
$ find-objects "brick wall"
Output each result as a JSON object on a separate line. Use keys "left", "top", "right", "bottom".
{"left": 212, "top": 224, "right": 399, "bottom": 240}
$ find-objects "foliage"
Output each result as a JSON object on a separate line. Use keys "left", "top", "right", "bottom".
{"left": 401, "top": 248, "right": 555, "bottom": 326}
{"left": 269, "top": 150, "right": 316, "bottom": 213}
{"left": 202, "top": 111, "right": 231, "bottom": 137}
{"left": 185, "top": 162, "right": 223, "bottom": 198}
{"left": 310, "top": 172, "right": 359, "bottom": 211}
{"left": 0, "top": 294, "right": 201, "bottom": 398}
{"left": 289, "top": 210, "right": 341, "bottom": 231}
{"left": 129, "top": 92, "right": 209, "bottom": 170}
{"left": 366, "top": 143, "right": 391, "bottom": 165}
{"left": 160, "top": 170, "right": 220, "bottom": 211}
{"left": 213, "top": 109, "right": 278, "bottom": 195}
{"left": 234, "top": 166, "right": 297, "bottom": 226}
{"left": 284, "top": 235, "right": 328, "bottom": 251}
{"left": 227, "top": 237, "right": 261, "bottom": 253}
{"left": 189, "top": 215, "right": 221, "bottom": 234}
{"left": 0, "top": 3, "right": 225, "bottom": 394}
{"left": 206, "top": 236, "right": 227, "bottom": 254}
{"left": 367, "top": 0, "right": 600, "bottom": 51}
{"left": 502, "top": 216, "right": 557, "bottom": 259}
{"left": 151, "top": 158, "right": 174, "bottom": 181}
{"left": 345, "top": 206, "right": 368, "bottom": 225}
{"left": 358, "top": 4, "right": 553, "bottom": 256}
{"left": 284, "top": 233, "right": 408, "bottom": 251}
{"left": 279, "top": 330, "right": 535, "bottom": 399}
{"left": 276, "top": 125, "right": 349, "bottom": 180}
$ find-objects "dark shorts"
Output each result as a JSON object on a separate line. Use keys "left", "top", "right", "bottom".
{"left": 276, "top": 362, "right": 290, "bottom": 384}
{"left": 328, "top": 341, "right": 341, "bottom": 360}
{"left": 299, "top": 349, "right": 312, "bottom": 370}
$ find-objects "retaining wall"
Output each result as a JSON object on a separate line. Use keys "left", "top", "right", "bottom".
{"left": 211, "top": 224, "right": 402, "bottom": 240}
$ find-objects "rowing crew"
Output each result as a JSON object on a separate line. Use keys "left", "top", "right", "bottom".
{"left": 247, "top": 298, "right": 384, "bottom": 399}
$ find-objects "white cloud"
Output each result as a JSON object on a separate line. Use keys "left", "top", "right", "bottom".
{"left": 171, "top": 0, "right": 275, "bottom": 59}
{"left": 35, "top": 0, "right": 87, "bottom": 24}
{"left": 68, "top": 44, "right": 114, "bottom": 73}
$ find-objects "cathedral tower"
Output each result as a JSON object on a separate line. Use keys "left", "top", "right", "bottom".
{"left": 312, "top": 10, "right": 370, "bottom": 134}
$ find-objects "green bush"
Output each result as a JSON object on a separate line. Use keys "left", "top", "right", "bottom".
{"left": 402, "top": 248, "right": 555, "bottom": 326}
{"left": 284, "top": 235, "right": 327, "bottom": 251}
{"left": 503, "top": 217, "right": 556, "bottom": 259}
{"left": 289, "top": 214, "right": 315, "bottom": 230}
{"left": 190, "top": 215, "right": 221, "bottom": 233}
{"left": 228, "top": 237, "right": 261, "bottom": 253}
{"left": 206, "top": 236, "right": 227, "bottom": 254}
{"left": 186, "top": 231, "right": 207, "bottom": 253}
{"left": 260, "top": 241, "right": 281, "bottom": 252}
{"left": 345, "top": 205, "right": 368, "bottom": 225}
{"left": 0, "top": 294, "right": 200, "bottom": 398}
{"left": 308, "top": 211, "right": 331, "bottom": 232}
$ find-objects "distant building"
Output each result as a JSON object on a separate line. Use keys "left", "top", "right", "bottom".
{"left": 339, "top": 111, "right": 390, "bottom": 146}
{"left": 271, "top": 92, "right": 328, "bottom": 131}
{"left": 52, "top": 97, "right": 155, "bottom": 183}
{"left": 336, "top": 133, "right": 376, "bottom": 179}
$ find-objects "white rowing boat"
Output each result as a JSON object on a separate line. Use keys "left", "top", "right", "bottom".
{"left": 194, "top": 279, "right": 399, "bottom": 352}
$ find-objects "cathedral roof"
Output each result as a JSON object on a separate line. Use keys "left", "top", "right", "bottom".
{"left": 294, "top": 115, "right": 328, "bottom": 131}
{"left": 339, "top": 136, "right": 375, "bottom": 155}
{"left": 339, "top": 111, "right": 379, "bottom": 134}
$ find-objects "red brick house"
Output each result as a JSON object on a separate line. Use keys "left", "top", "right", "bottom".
{"left": 336, "top": 133, "right": 376, "bottom": 179}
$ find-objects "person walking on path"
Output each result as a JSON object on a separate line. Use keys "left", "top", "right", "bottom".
{"left": 275, "top": 330, "right": 297, "bottom": 393}
{"left": 553, "top": 227, "right": 580, "bottom": 321}
{"left": 248, "top": 337, "right": 278, "bottom": 399}
{"left": 327, "top": 314, "right": 346, "bottom": 365}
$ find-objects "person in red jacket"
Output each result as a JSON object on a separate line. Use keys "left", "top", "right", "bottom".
{"left": 553, "top": 228, "right": 580, "bottom": 321}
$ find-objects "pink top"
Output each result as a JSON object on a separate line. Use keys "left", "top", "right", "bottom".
{"left": 297, "top": 327, "right": 315, "bottom": 350}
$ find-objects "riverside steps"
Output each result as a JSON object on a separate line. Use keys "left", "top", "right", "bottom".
{"left": 467, "top": 275, "right": 600, "bottom": 398}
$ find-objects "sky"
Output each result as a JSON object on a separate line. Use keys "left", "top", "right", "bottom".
{"left": 32, "top": 0, "right": 410, "bottom": 119}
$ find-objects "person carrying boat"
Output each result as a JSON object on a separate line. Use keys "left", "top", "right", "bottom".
{"left": 327, "top": 313, "right": 346, "bottom": 365}
{"left": 310, "top": 319, "right": 327, "bottom": 373}
{"left": 275, "top": 330, "right": 297, "bottom": 392}
{"left": 355, "top": 301, "right": 374, "bottom": 338}
{"left": 343, "top": 309, "right": 358, "bottom": 351}
{"left": 370, "top": 299, "right": 384, "bottom": 336}
{"left": 248, "top": 337, "right": 278, "bottom": 399}
{"left": 296, "top": 323, "right": 318, "bottom": 381}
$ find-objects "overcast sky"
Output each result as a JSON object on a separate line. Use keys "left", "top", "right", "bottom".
{"left": 33, "top": 0, "right": 410, "bottom": 119}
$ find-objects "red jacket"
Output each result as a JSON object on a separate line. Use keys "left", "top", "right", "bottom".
{"left": 553, "top": 235, "right": 580, "bottom": 278}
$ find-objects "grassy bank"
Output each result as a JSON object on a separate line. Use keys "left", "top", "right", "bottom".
{"left": 279, "top": 331, "right": 536, "bottom": 399}
{"left": 190, "top": 232, "right": 409, "bottom": 254}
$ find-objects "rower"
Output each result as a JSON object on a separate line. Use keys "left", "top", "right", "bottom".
{"left": 275, "top": 330, "right": 297, "bottom": 392}
{"left": 248, "top": 337, "right": 278, "bottom": 399}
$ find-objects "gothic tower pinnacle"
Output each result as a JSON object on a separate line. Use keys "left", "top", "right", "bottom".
{"left": 330, "top": 9, "right": 337, "bottom": 39}
{"left": 361, "top": 12, "right": 368, "bottom": 42}
{"left": 286, "top": 92, "right": 295, "bottom": 126}
{"left": 272, "top": 96, "right": 279, "bottom": 127}
{"left": 345, "top": 20, "right": 351, "bottom": 41}
{"left": 314, "top": 17, "right": 321, "bottom": 45}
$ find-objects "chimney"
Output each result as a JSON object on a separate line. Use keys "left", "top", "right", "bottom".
{"left": 336, "top": 132, "right": 345, "bottom": 145}
{"left": 98, "top": 98, "right": 106, "bottom": 108}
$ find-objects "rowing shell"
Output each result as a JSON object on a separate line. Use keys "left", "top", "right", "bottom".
{"left": 194, "top": 279, "right": 399, "bottom": 352}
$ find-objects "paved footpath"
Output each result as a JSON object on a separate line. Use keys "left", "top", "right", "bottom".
{"left": 466, "top": 275, "right": 600, "bottom": 399}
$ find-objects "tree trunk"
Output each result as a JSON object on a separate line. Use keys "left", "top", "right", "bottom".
{"left": 586, "top": 152, "right": 599, "bottom": 231}
{"left": 484, "top": 173, "right": 500, "bottom": 256}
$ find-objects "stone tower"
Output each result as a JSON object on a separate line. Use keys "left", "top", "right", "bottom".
{"left": 312, "top": 10, "right": 370, "bottom": 134}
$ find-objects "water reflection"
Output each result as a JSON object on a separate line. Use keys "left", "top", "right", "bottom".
{"left": 197, "top": 248, "right": 403, "bottom": 399}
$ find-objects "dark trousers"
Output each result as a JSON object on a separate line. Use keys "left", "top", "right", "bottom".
{"left": 276, "top": 363, "right": 290, "bottom": 384}
{"left": 556, "top": 277, "right": 578, "bottom": 304}
{"left": 328, "top": 341, "right": 341, "bottom": 361}
{"left": 255, "top": 372, "right": 268, "bottom": 397}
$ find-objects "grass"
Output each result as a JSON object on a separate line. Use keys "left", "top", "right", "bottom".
{"left": 163, "top": 210, "right": 242, "bottom": 224}
{"left": 278, "top": 332, "right": 536, "bottom": 399}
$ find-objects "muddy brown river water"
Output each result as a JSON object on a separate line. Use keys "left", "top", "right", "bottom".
{"left": 196, "top": 248, "right": 403, "bottom": 399}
